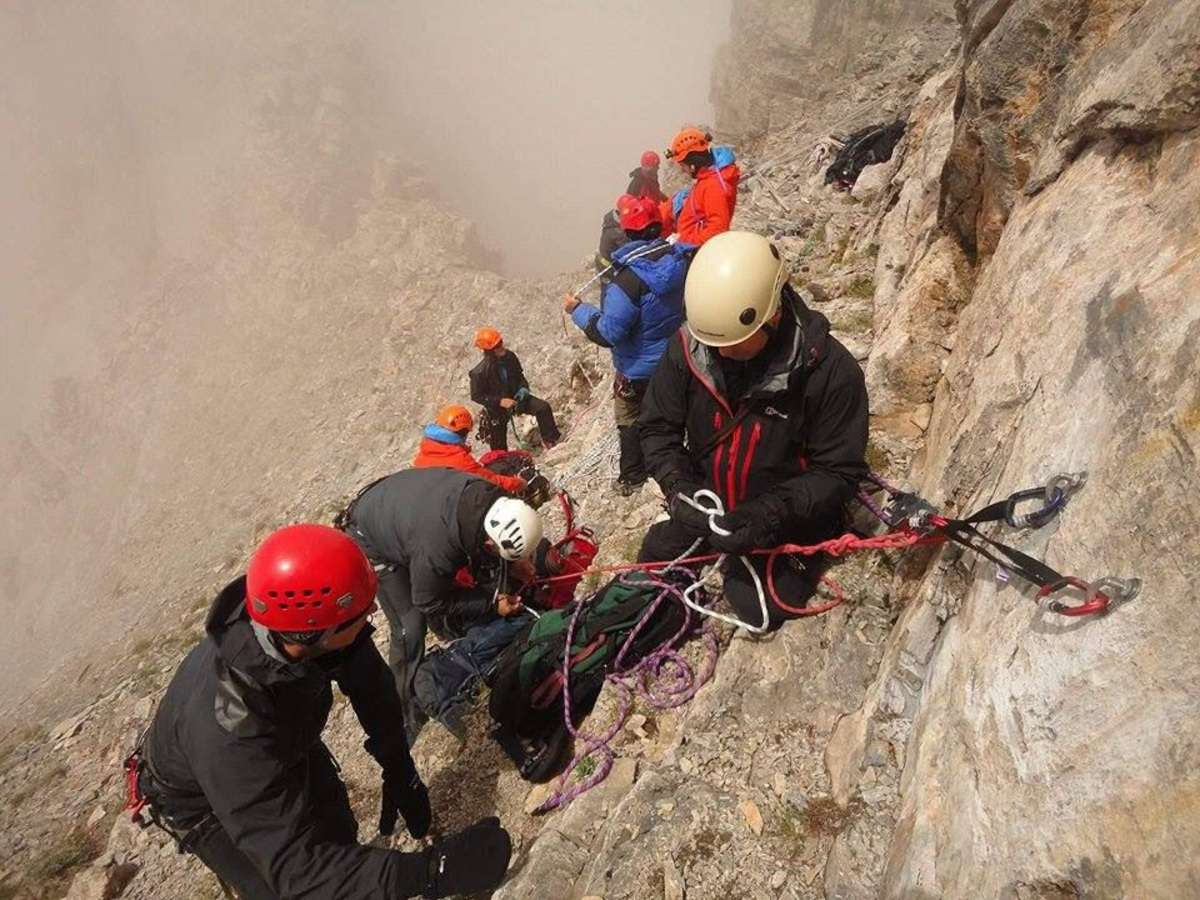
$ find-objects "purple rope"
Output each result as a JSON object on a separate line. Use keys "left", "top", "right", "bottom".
{"left": 859, "top": 470, "right": 901, "bottom": 526}
{"left": 535, "top": 571, "right": 720, "bottom": 813}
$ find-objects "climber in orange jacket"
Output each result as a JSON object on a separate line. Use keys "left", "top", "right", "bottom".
{"left": 663, "top": 127, "right": 741, "bottom": 247}
{"left": 412, "top": 405, "right": 527, "bottom": 494}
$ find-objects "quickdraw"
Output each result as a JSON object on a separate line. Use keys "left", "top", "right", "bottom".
{"left": 872, "top": 471, "right": 1139, "bottom": 618}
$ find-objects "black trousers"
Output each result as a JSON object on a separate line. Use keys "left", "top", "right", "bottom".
{"left": 184, "top": 746, "right": 356, "bottom": 900}
{"left": 486, "top": 397, "right": 561, "bottom": 450}
{"left": 375, "top": 566, "right": 430, "bottom": 746}
{"left": 613, "top": 378, "right": 649, "bottom": 484}
{"left": 637, "top": 517, "right": 823, "bottom": 632}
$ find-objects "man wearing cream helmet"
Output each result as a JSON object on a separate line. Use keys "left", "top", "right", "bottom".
{"left": 636, "top": 230, "right": 869, "bottom": 630}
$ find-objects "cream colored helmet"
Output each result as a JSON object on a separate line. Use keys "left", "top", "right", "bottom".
{"left": 684, "top": 231, "right": 790, "bottom": 347}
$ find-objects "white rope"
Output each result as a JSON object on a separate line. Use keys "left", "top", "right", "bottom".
{"left": 569, "top": 238, "right": 675, "bottom": 297}
{"left": 674, "top": 490, "right": 771, "bottom": 634}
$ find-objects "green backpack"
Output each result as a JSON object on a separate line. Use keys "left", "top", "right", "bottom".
{"left": 487, "top": 570, "right": 689, "bottom": 781}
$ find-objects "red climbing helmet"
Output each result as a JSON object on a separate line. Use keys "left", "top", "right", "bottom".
{"left": 617, "top": 194, "right": 662, "bottom": 232}
{"left": 640, "top": 150, "right": 660, "bottom": 168}
{"left": 245, "top": 524, "right": 377, "bottom": 633}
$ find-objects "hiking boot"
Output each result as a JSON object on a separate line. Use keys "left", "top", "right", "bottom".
{"left": 615, "top": 475, "right": 648, "bottom": 497}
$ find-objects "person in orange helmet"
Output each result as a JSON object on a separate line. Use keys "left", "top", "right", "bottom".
{"left": 469, "top": 328, "right": 561, "bottom": 452}
{"left": 663, "top": 127, "right": 741, "bottom": 247}
{"left": 413, "top": 404, "right": 527, "bottom": 494}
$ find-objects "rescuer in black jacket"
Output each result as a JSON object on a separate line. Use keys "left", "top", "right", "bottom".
{"left": 342, "top": 468, "right": 545, "bottom": 742}
{"left": 637, "top": 231, "right": 869, "bottom": 630}
{"left": 136, "top": 524, "right": 512, "bottom": 899}
{"left": 468, "top": 328, "right": 561, "bottom": 451}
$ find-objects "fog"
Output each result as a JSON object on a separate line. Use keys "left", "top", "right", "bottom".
{"left": 0, "top": 1, "right": 729, "bottom": 709}
{"left": 361, "top": 0, "right": 730, "bottom": 276}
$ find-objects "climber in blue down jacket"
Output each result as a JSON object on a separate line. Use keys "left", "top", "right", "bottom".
{"left": 564, "top": 193, "right": 690, "bottom": 495}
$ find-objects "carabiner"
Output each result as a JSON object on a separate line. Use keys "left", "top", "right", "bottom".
{"left": 1034, "top": 574, "right": 1139, "bottom": 617}
{"left": 1004, "top": 486, "right": 1066, "bottom": 529}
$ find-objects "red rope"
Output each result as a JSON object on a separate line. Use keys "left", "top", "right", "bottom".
{"left": 529, "top": 528, "right": 945, "bottom": 619}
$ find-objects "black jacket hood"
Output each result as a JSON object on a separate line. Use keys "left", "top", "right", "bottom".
{"left": 205, "top": 576, "right": 375, "bottom": 689}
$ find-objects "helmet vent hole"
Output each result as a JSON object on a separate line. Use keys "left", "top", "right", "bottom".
{"left": 312, "top": 600, "right": 322, "bottom": 608}
{"left": 303, "top": 589, "right": 313, "bottom": 597}
{"left": 295, "top": 601, "right": 306, "bottom": 609}
{"left": 320, "top": 586, "right": 331, "bottom": 595}
{"left": 279, "top": 602, "right": 289, "bottom": 610}
{"left": 268, "top": 591, "right": 278, "bottom": 598}
{"left": 284, "top": 591, "right": 295, "bottom": 598}
{"left": 739, "top": 308, "right": 757, "bottom": 326}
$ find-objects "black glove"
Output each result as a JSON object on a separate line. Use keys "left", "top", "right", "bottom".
{"left": 380, "top": 763, "right": 432, "bottom": 840}
{"left": 708, "top": 494, "right": 789, "bottom": 556}
{"left": 423, "top": 816, "right": 513, "bottom": 898}
{"left": 667, "top": 482, "right": 712, "bottom": 535}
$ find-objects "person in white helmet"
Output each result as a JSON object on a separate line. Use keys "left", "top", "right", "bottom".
{"left": 338, "top": 468, "right": 544, "bottom": 742}
{"left": 637, "top": 230, "right": 869, "bottom": 630}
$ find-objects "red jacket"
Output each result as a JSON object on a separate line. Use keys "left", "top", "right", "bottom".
{"left": 412, "top": 437, "right": 526, "bottom": 494}
{"left": 675, "top": 163, "right": 740, "bottom": 246}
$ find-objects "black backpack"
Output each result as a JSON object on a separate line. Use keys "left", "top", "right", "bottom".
{"left": 487, "top": 570, "right": 690, "bottom": 782}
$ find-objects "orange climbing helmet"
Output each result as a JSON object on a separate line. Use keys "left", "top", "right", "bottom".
{"left": 475, "top": 327, "right": 502, "bottom": 351}
{"left": 437, "top": 404, "right": 474, "bottom": 433}
{"left": 665, "top": 127, "right": 712, "bottom": 161}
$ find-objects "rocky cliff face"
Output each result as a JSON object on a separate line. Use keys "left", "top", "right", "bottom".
{"left": 498, "top": 1, "right": 1200, "bottom": 898}
{"left": 3, "top": 1, "right": 1197, "bottom": 898}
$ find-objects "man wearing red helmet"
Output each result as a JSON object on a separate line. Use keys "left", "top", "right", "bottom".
{"left": 564, "top": 195, "right": 690, "bottom": 495}
{"left": 133, "top": 524, "right": 513, "bottom": 899}
{"left": 627, "top": 149, "right": 666, "bottom": 202}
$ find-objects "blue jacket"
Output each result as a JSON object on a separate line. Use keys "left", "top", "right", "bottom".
{"left": 571, "top": 239, "right": 689, "bottom": 380}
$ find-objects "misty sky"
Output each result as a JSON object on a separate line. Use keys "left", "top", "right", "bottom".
{"left": 0, "top": 1, "right": 732, "bottom": 705}
{"left": 365, "top": 0, "right": 731, "bottom": 276}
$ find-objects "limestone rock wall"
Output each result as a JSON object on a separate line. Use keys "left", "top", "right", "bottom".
{"left": 712, "top": 0, "right": 959, "bottom": 144}
{"left": 830, "top": 1, "right": 1200, "bottom": 896}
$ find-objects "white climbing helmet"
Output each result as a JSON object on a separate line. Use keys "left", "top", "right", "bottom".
{"left": 684, "top": 230, "right": 790, "bottom": 347}
{"left": 484, "top": 496, "right": 544, "bottom": 561}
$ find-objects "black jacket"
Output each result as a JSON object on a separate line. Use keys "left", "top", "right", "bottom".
{"left": 595, "top": 209, "right": 628, "bottom": 273}
{"left": 626, "top": 168, "right": 665, "bottom": 202}
{"left": 639, "top": 287, "right": 869, "bottom": 545}
{"left": 348, "top": 469, "right": 504, "bottom": 631}
{"left": 143, "top": 579, "right": 424, "bottom": 899}
{"left": 469, "top": 351, "right": 529, "bottom": 411}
